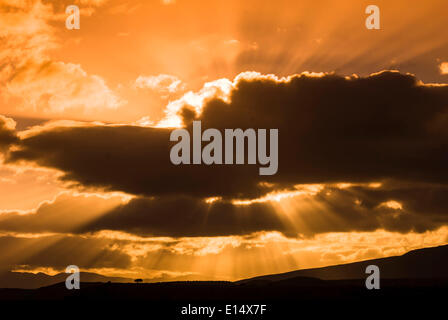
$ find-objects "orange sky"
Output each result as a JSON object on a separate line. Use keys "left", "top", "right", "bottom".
{"left": 1, "top": 0, "right": 448, "bottom": 282}
{"left": 2, "top": 0, "right": 448, "bottom": 123}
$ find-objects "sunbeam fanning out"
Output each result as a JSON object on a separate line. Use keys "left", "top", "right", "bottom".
{"left": 1, "top": 1, "right": 448, "bottom": 305}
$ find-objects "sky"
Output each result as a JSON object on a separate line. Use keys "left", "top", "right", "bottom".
{"left": 0, "top": 0, "right": 448, "bottom": 281}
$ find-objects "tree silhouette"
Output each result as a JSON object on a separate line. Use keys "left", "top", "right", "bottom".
{"left": 134, "top": 279, "right": 143, "bottom": 283}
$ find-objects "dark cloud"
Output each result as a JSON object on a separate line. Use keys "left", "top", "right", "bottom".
{"left": 4, "top": 125, "right": 270, "bottom": 198}
{"left": 2, "top": 182, "right": 448, "bottom": 237}
{"left": 0, "top": 116, "right": 18, "bottom": 152}
{"left": 0, "top": 193, "right": 289, "bottom": 237}
{"left": 80, "top": 196, "right": 288, "bottom": 237}
{"left": 302, "top": 182, "right": 448, "bottom": 235}
{"left": 89, "top": 183, "right": 448, "bottom": 236}
{"left": 3, "top": 71, "right": 448, "bottom": 200}
{"left": 2, "top": 71, "right": 448, "bottom": 237}
{"left": 194, "top": 71, "right": 448, "bottom": 187}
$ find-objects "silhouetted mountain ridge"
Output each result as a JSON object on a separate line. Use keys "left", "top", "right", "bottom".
{"left": 237, "top": 244, "right": 448, "bottom": 284}
{"left": 0, "top": 271, "right": 132, "bottom": 289}
{"left": 1, "top": 244, "right": 447, "bottom": 290}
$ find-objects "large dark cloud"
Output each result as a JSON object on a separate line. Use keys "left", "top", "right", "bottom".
{"left": 80, "top": 196, "right": 288, "bottom": 237}
{"left": 3, "top": 71, "right": 448, "bottom": 200}
{"left": 0, "top": 193, "right": 289, "bottom": 237}
{"left": 195, "top": 71, "right": 448, "bottom": 186}
{"left": 80, "top": 183, "right": 448, "bottom": 236}
{"left": 2, "top": 125, "right": 269, "bottom": 198}
{"left": 303, "top": 182, "right": 448, "bottom": 235}
{"left": 2, "top": 182, "right": 448, "bottom": 237}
